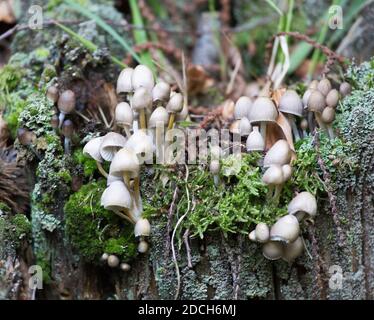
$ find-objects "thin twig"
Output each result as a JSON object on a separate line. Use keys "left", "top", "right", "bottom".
{"left": 165, "top": 187, "right": 179, "bottom": 257}
{"left": 183, "top": 229, "right": 193, "bottom": 269}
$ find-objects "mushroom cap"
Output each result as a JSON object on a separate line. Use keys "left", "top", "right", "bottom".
{"left": 115, "top": 102, "right": 133, "bottom": 126}
{"left": 263, "top": 139, "right": 291, "bottom": 168}
{"left": 321, "top": 106, "right": 335, "bottom": 123}
{"left": 101, "top": 180, "right": 132, "bottom": 211}
{"left": 58, "top": 90, "right": 76, "bottom": 114}
{"left": 270, "top": 215, "right": 300, "bottom": 243}
{"left": 134, "top": 218, "right": 151, "bottom": 237}
{"left": 248, "top": 97, "right": 278, "bottom": 123}
{"left": 17, "top": 128, "right": 36, "bottom": 146}
{"left": 279, "top": 90, "right": 303, "bottom": 117}
{"left": 317, "top": 78, "right": 332, "bottom": 96}
{"left": 339, "top": 82, "right": 351, "bottom": 97}
{"left": 248, "top": 230, "right": 257, "bottom": 242}
{"left": 120, "top": 262, "right": 131, "bottom": 272}
{"left": 288, "top": 191, "right": 317, "bottom": 220}
{"left": 307, "top": 90, "right": 325, "bottom": 112}
{"left": 239, "top": 117, "right": 252, "bottom": 136}
{"left": 255, "top": 223, "right": 270, "bottom": 243}
{"left": 117, "top": 67, "right": 134, "bottom": 94}
{"left": 132, "top": 87, "right": 153, "bottom": 111}
{"left": 326, "top": 89, "right": 339, "bottom": 108}
{"left": 107, "top": 255, "right": 120, "bottom": 268}
{"left": 110, "top": 147, "right": 140, "bottom": 178}
{"left": 149, "top": 106, "right": 169, "bottom": 128}
{"left": 309, "top": 80, "right": 319, "bottom": 90}
{"left": 281, "top": 164, "right": 292, "bottom": 182}
{"left": 282, "top": 236, "right": 304, "bottom": 262}
{"left": 166, "top": 92, "right": 183, "bottom": 113}
{"left": 138, "top": 240, "right": 149, "bottom": 253}
{"left": 101, "top": 253, "right": 109, "bottom": 261}
{"left": 51, "top": 114, "right": 59, "bottom": 129}
{"left": 262, "top": 241, "right": 283, "bottom": 260}
{"left": 246, "top": 127, "right": 265, "bottom": 152}
{"left": 210, "top": 160, "right": 220, "bottom": 175}
{"left": 100, "top": 132, "right": 127, "bottom": 162}
{"left": 106, "top": 174, "right": 123, "bottom": 186}
{"left": 83, "top": 136, "right": 104, "bottom": 162}
{"left": 262, "top": 165, "right": 284, "bottom": 186}
{"left": 62, "top": 119, "right": 74, "bottom": 138}
{"left": 46, "top": 85, "right": 59, "bottom": 103}
{"left": 234, "top": 96, "right": 252, "bottom": 120}
{"left": 132, "top": 64, "right": 154, "bottom": 92}
{"left": 125, "top": 130, "right": 155, "bottom": 163}
{"left": 152, "top": 81, "right": 171, "bottom": 103}
{"left": 302, "top": 89, "right": 312, "bottom": 109}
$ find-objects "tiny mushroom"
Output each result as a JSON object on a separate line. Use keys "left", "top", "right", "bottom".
{"left": 262, "top": 241, "right": 283, "bottom": 261}
{"left": 131, "top": 64, "right": 155, "bottom": 92}
{"left": 17, "top": 128, "right": 40, "bottom": 159}
{"left": 279, "top": 90, "right": 303, "bottom": 141}
{"left": 239, "top": 117, "right": 252, "bottom": 136}
{"left": 148, "top": 106, "right": 169, "bottom": 161}
{"left": 166, "top": 92, "right": 183, "bottom": 130}
{"left": 120, "top": 262, "right": 131, "bottom": 272}
{"left": 116, "top": 67, "right": 134, "bottom": 100}
{"left": 83, "top": 136, "right": 108, "bottom": 177}
{"left": 99, "top": 132, "right": 127, "bottom": 162}
{"left": 270, "top": 214, "right": 300, "bottom": 243}
{"left": 321, "top": 106, "right": 336, "bottom": 139}
{"left": 100, "top": 253, "right": 109, "bottom": 261}
{"left": 57, "top": 89, "right": 76, "bottom": 128}
{"left": 262, "top": 165, "right": 284, "bottom": 202}
{"left": 339, "top": 82, "right": 351, "bottom": 97}
{"left": 255, "top": 223, "right": 270, "bottom": 243}
{"left": 61, "top": 119, "right": 74, "bottom": 154}
{"left": 307, "top": 90, "right": 325, "bottom": 129}
{"left": 107, "top": 255, "right": 120, "bottom": 268}
{"left": 46, "top": 85, "right": 59, "bottom": 104}
{"left": 125, "top": 129, "right": 155, "bottom": 164}
{"left": 152, "top": 81, "right": 171, "bottom": 106}
{"left": 288, "top": 191, "right": 317, "bottom": 222}
{"left": 115, "top": 102, "right": 133, "bottom": 138}
{"left": 246, "top": 127, "right": 265, "bottom": 152}
{"left": 282, "top": 236, "right": 304, "bottom": 263}
{"left": 325, "top": 89, "right": 339, "bottom": 109}
{"left": 138, "top": 240, "right": 149, "bottom": 253}
{"left": 263, "top": 139, "right": 292, "bottom": 168}
{"left": 317, "top": 78, "right": 332, "bottom": 96}
{"left": 132, "top": 87, "right": 153, "bottom": 130}
{"left": 210, "top": 159, "right": 220, "bottom": 187}
{"left": 134, "top": 218, "right": 151, "bottom": 237}
{"left": 234, "top": 96, "right": 252, "bottom": 120}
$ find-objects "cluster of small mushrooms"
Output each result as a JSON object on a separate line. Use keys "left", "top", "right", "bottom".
{"left": 81, "top": 64, "right": 185, "bottom": 269}
{"left": 226, "top": 78, "right": 351, "bottom": 261}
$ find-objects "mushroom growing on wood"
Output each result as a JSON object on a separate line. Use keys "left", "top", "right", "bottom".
{"left": 262, "top": 165, "right": 284, "bottom": 202}
{"left": 270, "top": 214, "right": 300, "bottom": 244}
{"left": 325, "top": 89, "right": 339, "bottom": 108}
{"left": 279, "top": 90, "right": 303, "bottom": 142}
{"left": 46, "top": 85, "right": 59, "bottom": 104}
{"left": 321, "top": 106, "right": 336, "bottom": 139}
{"left": 263, "top": 139, "right": 291, "bottom": 168}
{"left": 234, "top": 96, "right": 252, "bottom": 120}
{"left": 255, "top": 223, "right": 270, "bottom": 243}
{"left": 149, "top": 106, "right": 169, "bottom": 162}
{"left": 115, "top": 102, "right": 133, "bottom": 138}
{"left": 131, "top": 64, "right": 155, "bottom": 92}
{"left": 62, "top": 119, "right": 74, "bottom": 154}
{"left": 134, "top": 218, "right": 151, "bottom": 253}
{"left": 262, "top": 241, "right": 283, "bottom": 260}
{"left": 246, "top": 127, "right": 265, "bottom": 152}
{"left": 288, "top": 191, "right": 317, "bottom": 222}
{"left": 57, "top": 90, "right": 75, "bottom": 128}
{"left": 339, "top": 82, "right": 351, "bottom": 97}
{"left": 166, "top": 92, "right": 183, "bottom": 130}
{"left": 83, "top": 136, "right": 108, "bottom": 178}
{"left": 239, "top": 117, "right": 252, "bottom": 136}
{"left": 99, "top": 132, "right": 127, "bottom": 162}
{"left": 152, "top": 81, "right": 170, "bottom": 107}
{"left": 117, "top": 67, "right": 134, "bottom": 101}
{"left": 132, "top": 87, "right": 153, "bottom": 130}
{"left": 107, "top": 255, "right": 120, "bottom": 268}
{"left": 307, "top": 90, "right": 325, "bottom": 129}
{"left": 282, "top": 236, "right": 304, "bottom": 263}
{"left": 125, "top": 129, "right": 155, "bottom": 165}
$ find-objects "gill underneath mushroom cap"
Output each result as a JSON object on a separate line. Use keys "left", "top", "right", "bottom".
{"left": 288, "top": 191, "right": 317, "bottom": 221}
{"left": 239, "top": 117, "right": 252, "bottom": 136}
{"left": 255, "top": 223, "right": 270, "bottom": 243}
{"left": 248, "top": 97, "right": 278, "bottom": 124}
{"left": 263, "top": 139, "right": 291, "bottom": 168}
{"left": 101, "top": 180, "right": 132, "bottom": 211}
{"left": 132, "top": 64, "right": 154, "bottom": 92}
{"left": 246, "top": 127, "right": 265, "bottom": 152}
{"left": 317, "top": 78, "right": 332, "bottom": 96}
{"left": 279, "top": 90, "right": 303, "bottom": 117}
{"left": 326, "top": 89, "right": 339, "bottom": 108}
{"left": 100, "top": 132, "right": 127, "bottom": 162}
{"left": 307, "top": 90, "right": 325, "bottom": 113}
{"left": 149, "top": 107, "right": 169, "bottom": 128}
{"left": 234, "top": 96, "right": 252, "bottom": 120}
{"left": 117, "top": 67, "right": 134, "bottom": 94}
{"left": 134, "top": 218, "right": 151, "bottom": 237}
{"left": 83, "top": 136, "right": 104, "bottom": 162}
{"left": 115, "top": 102, "right": 133, "bottom": 126}
{"left": 152, "top": 81, "right": 171, "bottom": 103}
{"left": 262, "top": 241, "right": 283, "bottom": 260}
{"left": 282, "top": 236, "right": 304, "bottom": 263}
{"left": 109, "top": 147, "right": 140, "bottom": 178}
{"left": 270, "top": 214, "right": 300, "bottom": 243}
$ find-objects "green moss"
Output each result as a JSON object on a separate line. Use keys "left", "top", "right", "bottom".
{"left": 10, "top": 214, "right": 32, "bottom": 243}
{"left": 73, "top": 148, "right": 98, "bottom": 177}
{"left": 65, "top": 180, "right": 138, "bottom": 263}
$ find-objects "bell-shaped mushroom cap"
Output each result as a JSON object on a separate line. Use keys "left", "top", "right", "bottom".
{"left": 270, "top": 215, "right": 300, "bottom": 243}
{"left": 263, "top": 139, "right": 291, "bottom": 168}
{"left": 106, "top": 174, "right": 122, "bottom": 186}
{"left": 326, "top": 89, "right": 339, "bottom": 108}
{"left": 132, "top": 64, "right": 154, "bottom": 92}
{"left": 317, "top": 78, "right": 332, "bottom": 96}
{"left": 255, "top": 223, "right": 270, "bottom": 243}
{"left": 148, "top": 106, "right": 169, "bottom": 128}
{"left": 46, "top": 85, "right": 59, "bottom": 103}
{"left": 248, "top": 97, "right": 278, "bottom": 123}
{"left": 115, "top": 102, "right": 133, "bottom": 126}
{"left": 248, "top": 230, "right": 257, "bottom": 242}
{"left": 17, "top": 128, "right": 36, "bottom": 146}
{"left": 288, "top": 191, "right": 317, "bottom": 220}
{"left": 134, "top": 218, "right": 151, "bottom": 237}
{"left": 117, "top": 68, "right": 134, "bottom": 94}
{"left": 210, "top": 160, "right": 220, "bottom": 175}
{"left": 100, "top": 132, "right": 127, "bottom": 162}
{"left": 125, "top": 130, "right": 155, "bottom": 161}
{"left": 234, "top": 96, "right": 252, "bottom": 120}
{"left": 321, "top": 106, "right": 335, "bottom": 123}
{"left": 307, "top": 90, "right": 325, "bottom": 113}
{"left": 302, "top": 89, "right": 312, "bottom": 109}
{"left": 58, "top": 90, "right": 76, "bottom": 114}
{"left": 262, "top": 241, "right": 283, "bottom": 260}
{"left": 246, "top": 127, "right": 265, "bottom": 152}
{"left": 132, "top": 87, "right": 153, "bottom": 110}
{"left": 239, "top": 117, "right": 252, "bottom": 136}
{"left": 281, "top": 164, "right": 292, "bottom": 181}
{"left": 107, "top": 255, "right": 120, "bottom": 268}
{"left": 262, "top": 165, "right": 284, "bottom": 186}
{"left": 166, "top": 92, "right": 183, "bottom": 113}
{"left": 152, "top": 81, "right": 171, "bottom": 103}
{"left": 101, "top": 180, "right": 132, "bottom": 211}
{"left": 279, "top": 90, "right": 303, "bottom": 117}
{"left": 282, "top": 236, "right": 304, "bottom": 262}
{"left": 110, "top": 147, "right": 140, "bottom": 178}
{"left": 339, "top": 82, "right": 351, "bottom": 97}
{"left": 83, "top": 136, "right": 104, "bottom": 162}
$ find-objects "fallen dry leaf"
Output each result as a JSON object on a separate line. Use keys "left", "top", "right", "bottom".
{"left": 0, "top": 0, "right": 16, "bottom": 24}
{"left": 187, "top": 64, "right": 214, "bottom": 95}
{"left": 221, "top": 99, "right": 235, "bottom": 121}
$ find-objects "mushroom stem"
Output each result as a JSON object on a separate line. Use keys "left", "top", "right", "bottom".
{"left": 314, "top": 113, "right": 326, "bottom": 131}
{"left": 327, "top": 125, "right": 335, "bottom": 140}
{"left": 266, "top": 185, "right": 274, "bottom": 200}
{"left": 30, "top": 146, "right": 42, "bottom": 160}
{"left": 139, "top": 109, "right": 147, "bottom": 130}
{"left": 273, "top": 184, "right": 284, "bottom": 205}
{"left": 64, "top": 137, "right": 71, "bottom": 155}
{"left": 155, "top": 126, "right": 164, "bottom": 163}
{"left": 288, "top": 115, "right": 300, "bottom": 142}
{"left": 114, "top": 210, "right": 135, "bottom": 224}
{"left": 167, "top": 113, "right": 175, "bottom": 131}
{"left": 123, "top": 173, "right": 130, "bottom": 189}
{"left": 124, "top": 125, "right": 131, "bottom": 139}
{"left": 302, "top": 129, "right": 307, "bottom": 138}
{"left": 96, "top": 161, "right": 108, "bottom": 178}
{"left": 260, "top": 122, "right": 267, "bottom": 143}
{"left": 58, "top": 112, "right": 65, "bottom": 129}
{"left": 307, "top": 111, "right": 315, "bottom": 132}
{"left": 213, "top": 175, "right": 220, "bottom": 187}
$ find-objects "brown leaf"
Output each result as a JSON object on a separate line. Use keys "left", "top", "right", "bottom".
{"left": 221, "top": 99, "right": 235, "bottom": 121}
{"left": 0, "top": 0, "right": 16, "bottom": 24}
{"left": 187, "top": 64, "right": 214, "bottom": 95}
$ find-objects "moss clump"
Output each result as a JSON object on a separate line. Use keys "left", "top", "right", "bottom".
{"left": 0, "top": 213, "right": 31, "bottom": 250}
{"left": 73, "top": 148, "right": 98, "bottom": 178}
{"left": 65, "top": 179, "right": 137, "bottom": 263}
